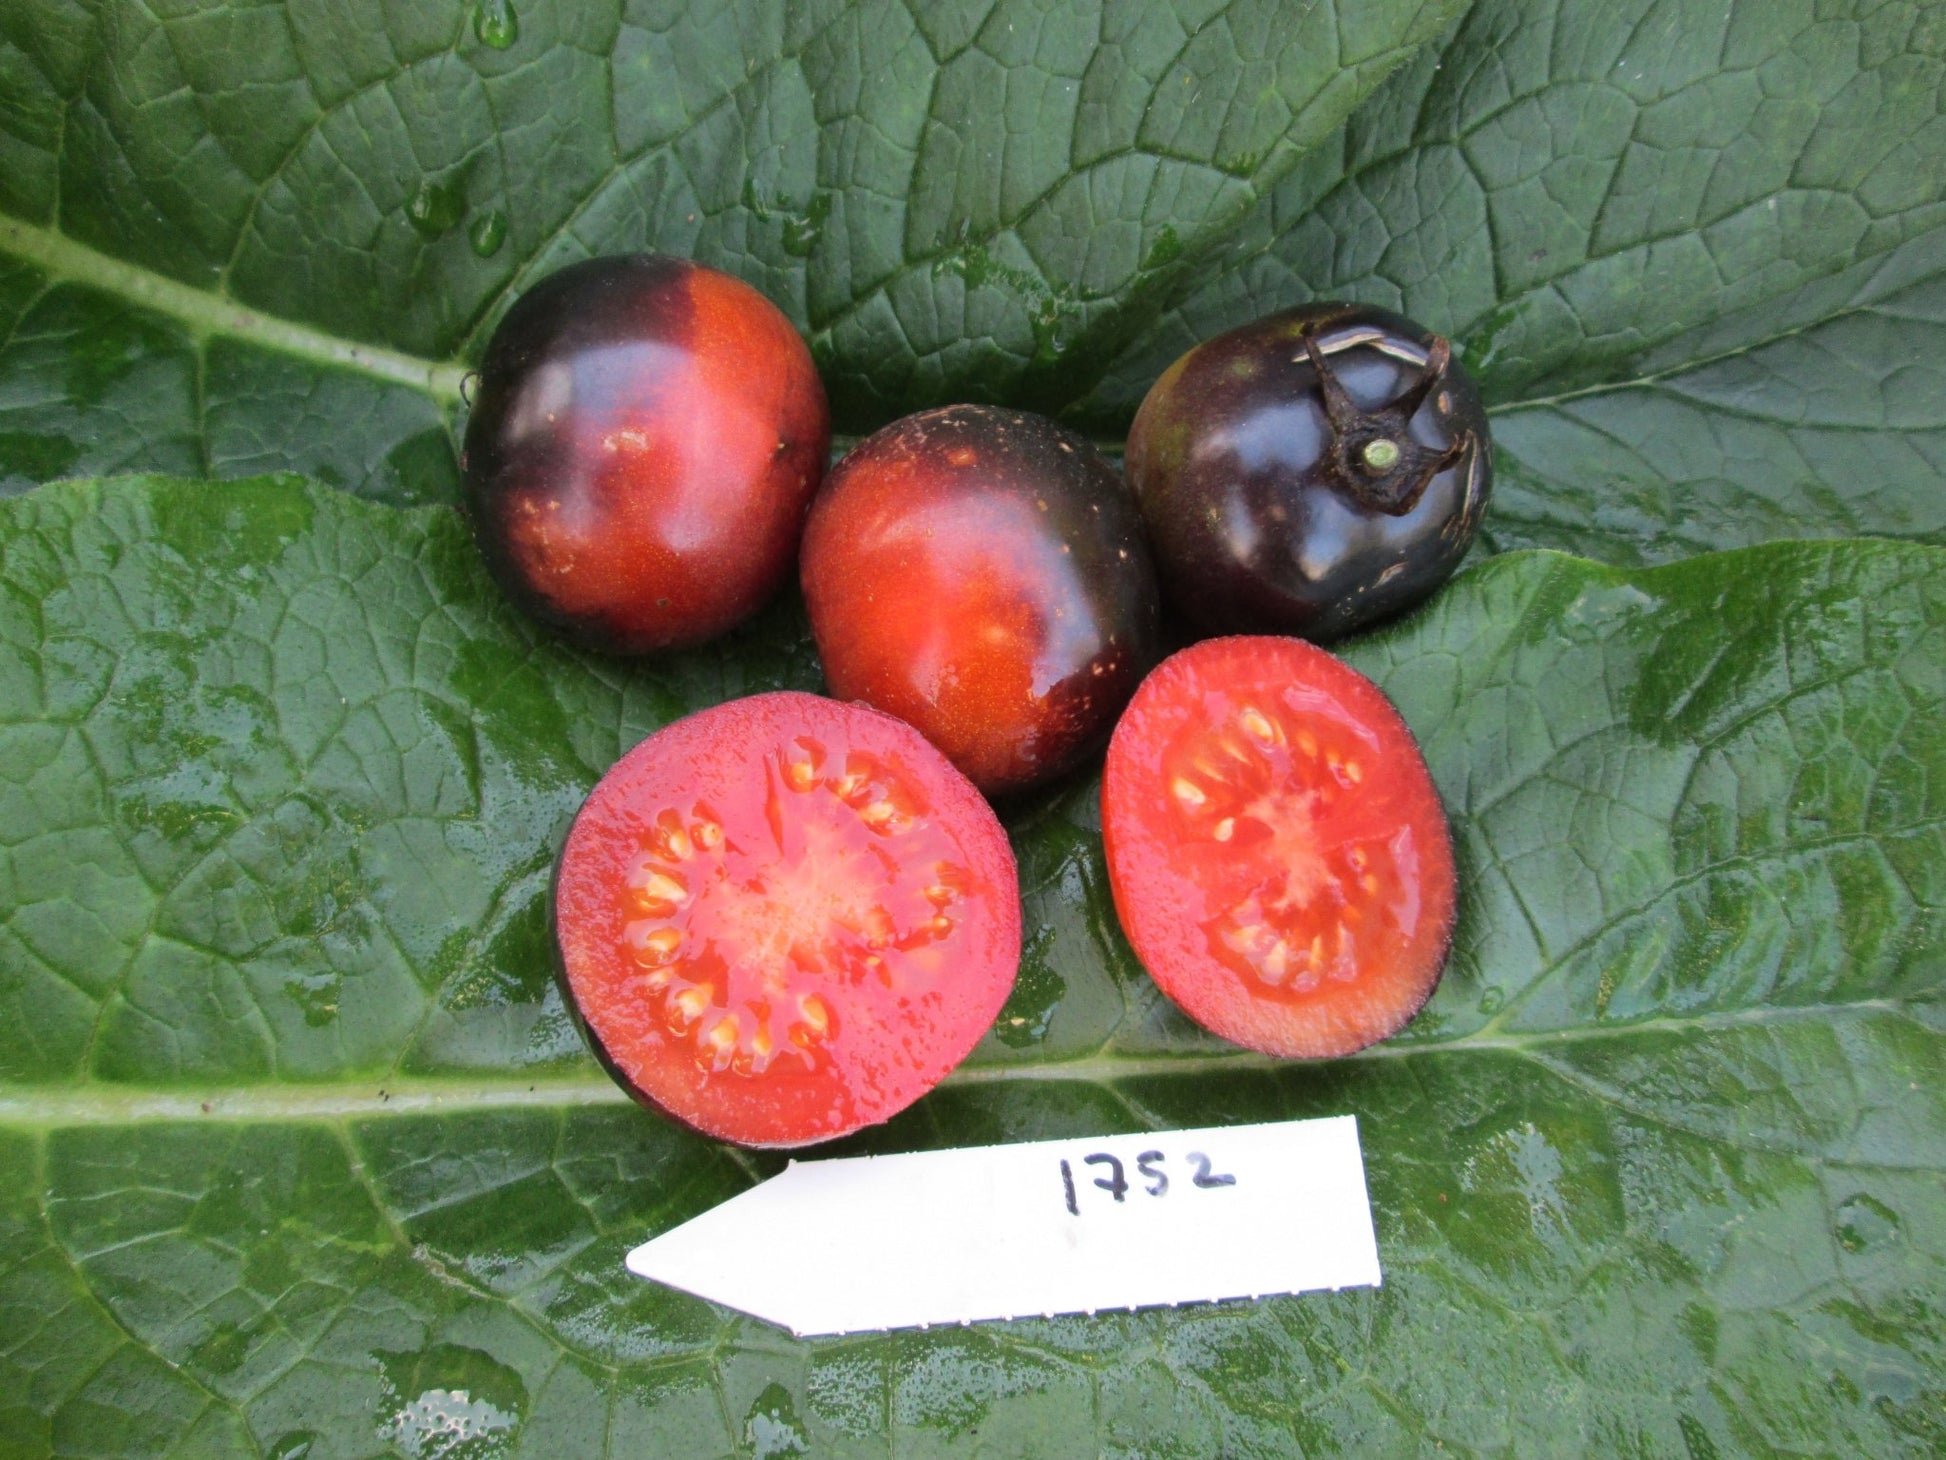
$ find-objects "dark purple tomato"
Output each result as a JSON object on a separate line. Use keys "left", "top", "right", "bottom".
{"left": 461, "top": 254, "right": 829, "bottom": 653}
{"left": 801, "top": 405, "right": 1161, "bottom": 797}
{"left": 1124, "top": 303, "right": 1491, "bottom": 642}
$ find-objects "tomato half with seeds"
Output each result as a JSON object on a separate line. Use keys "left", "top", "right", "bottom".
{"left": 1102, "top": 637, "right": 1455, "bottom": 1059}
{"left": 554, "top": 692, "right": 1020, "bottom": 1147}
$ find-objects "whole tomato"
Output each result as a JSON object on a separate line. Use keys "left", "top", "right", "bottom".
{"left": 802, "top": 405, "right": 1160, "bottom": 796}
{"left": 462, "top": 254, "right": 829, "bottom": 653}
{"left": 1125, "top": 303, "right": 1490, "bottom": 642}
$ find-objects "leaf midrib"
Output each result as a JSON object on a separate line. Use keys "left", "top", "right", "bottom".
{"left": 0, "top": 214, "right": 470, "bottom": 404}
{"left": 0, "top": 997, "right": 1914, "bottom": 1128}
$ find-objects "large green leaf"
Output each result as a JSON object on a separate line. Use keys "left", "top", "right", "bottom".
{"left": 0, "top": 0, "right": 1463, "bottom": 492}
{"left": 3, "top": 1, "right": 1944, "bottom": 1453}
{"left": 10, "top": 0, "right": 1945, "bottom": 566}
{"left": 2, "top": 477, "right": 1940, "bottom": 1454}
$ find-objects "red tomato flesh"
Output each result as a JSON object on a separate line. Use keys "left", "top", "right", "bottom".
{"left": 1102, "top": 637, "right": 1455, "bottom": 1058}
{"left": 554, "top": 692, "right": 1020, "bottom": 1146}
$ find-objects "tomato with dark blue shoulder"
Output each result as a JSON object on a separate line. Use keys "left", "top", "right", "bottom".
{"left": 801, "top": 406, "right": 1161, "bottom": 797}
{"left": 461, "top": 254, "right": 829, "bottom": 653}
{"left": 1125, "top": 302, "right": 1490, "bottom": 643}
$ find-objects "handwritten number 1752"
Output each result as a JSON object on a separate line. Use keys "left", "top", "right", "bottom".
{"left": 1059, "top": 1151, "right": 1236, "bottom": 1214}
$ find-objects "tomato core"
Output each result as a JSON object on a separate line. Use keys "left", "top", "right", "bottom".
{"left": 619, "top": 741, "right": 974, "bottom": 1074}
{"left": 556, "top": 693, "right": 1020, "bottom": 1146}
{"left": 1103, "top": 637, "right": 1455, "bottom": 1058}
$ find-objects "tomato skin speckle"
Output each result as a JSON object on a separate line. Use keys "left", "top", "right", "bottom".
{"left": 463, "top": 255, "right": 829, "bottom": 653}
{"left": 1102, "top": 637, "right": 1455, "bottom": 1059}
{"left": 802, "top": 405, "right": 1161, "bottom": 795}
{"left": 554, "top": 692, "right": 1020, "bottom": 1147}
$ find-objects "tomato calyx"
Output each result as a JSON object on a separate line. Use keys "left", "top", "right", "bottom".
{"left": 1303, "top": 329, "right": 1471, "bottom": 517}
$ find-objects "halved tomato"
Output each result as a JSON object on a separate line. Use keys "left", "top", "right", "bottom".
{"left": 1102, "top": 637, "right": 1455, "bottom": 1058}
{"left": 554, "top": 692, "right": 1020, "bottom": 1146}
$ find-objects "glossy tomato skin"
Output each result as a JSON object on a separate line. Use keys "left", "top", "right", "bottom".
{"left": 1102, "top": 636, "right": 1456, "bottom": 1059}
{"left": 1125, "top": 303, "right": 1490, "bottom": 643}
{"left": 802, "top": 405, "right": 1161, "bottom": 797}
{"left": 462, "top": 255, "right": 829, "bottom": 653}
{"left": 553, "top": 691, "right": 1020, "bottom": 1148}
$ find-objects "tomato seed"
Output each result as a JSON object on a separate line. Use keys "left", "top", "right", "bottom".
{"left": 798, "top": 994, "right": 830, "bottom": 1034}
{"left": 637, "top": 927, "right": 682, "bottom": 963}
{"left": 636, "top": 871, "right": 688, "bottom": 908}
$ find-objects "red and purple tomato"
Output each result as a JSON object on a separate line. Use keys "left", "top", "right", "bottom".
{"left": 801, "top": 405, "right": 1161, "bottom": 797}
{"left": 462, "top": 254, "right": 829, "bottom": 653}
{"left": 1102, "top": 636, "right": 1457, "bottom": 1059}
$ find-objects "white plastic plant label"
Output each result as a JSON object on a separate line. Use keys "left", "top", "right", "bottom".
{"left": 626, "top": 1114, "right": 1381, "bottom": 1336}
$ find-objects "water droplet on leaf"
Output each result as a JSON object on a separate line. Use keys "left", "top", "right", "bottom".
{"left": 1143, "top": 224, "right": 1182, "bottom": 269}
{"left": 996, "top": 920, "right": 1068, "bottom": 1048}
{"left": 468, "top": 210, "right": 507, "bottom": 257}
{"left": 744, "top": 1383, "right": 808, "bottom": 1457}
{"left": 407, "top": 178, "right": 466, "bottom": 239}
{"left": 781, "top": 193, "right": 832, "bottom": 257}
{"left": 475, "top": 0, "right": 518, "bottom": 49}
{"left": 1835, "top": 1193, "right": 1901, "bottom": 1253}
{"left": 284, "top": 970, "right": 342, "bottom": 1027}
{"left": 375, "top": 1343, "right": 527, "bottom": 1459}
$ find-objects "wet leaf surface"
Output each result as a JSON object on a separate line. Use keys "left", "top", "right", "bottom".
{"left": 3, "top": 0, "right": 1944, "bottom": 1452}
